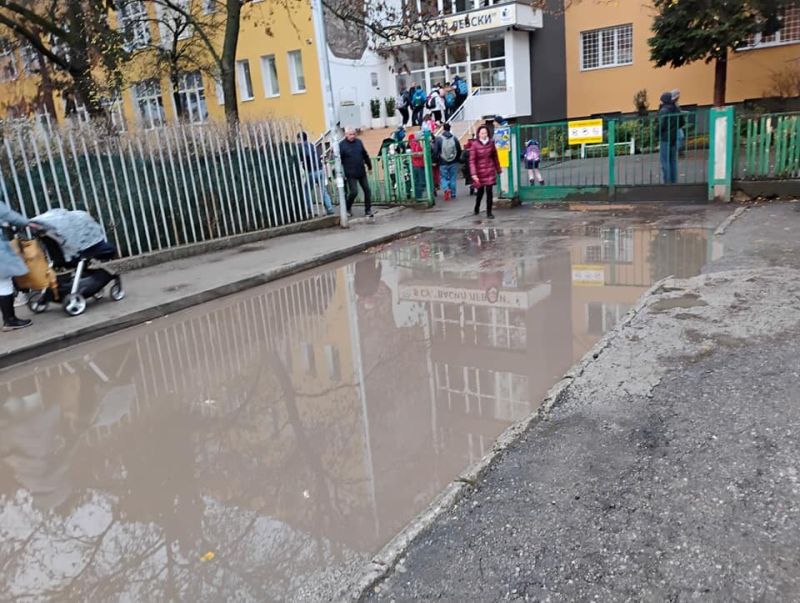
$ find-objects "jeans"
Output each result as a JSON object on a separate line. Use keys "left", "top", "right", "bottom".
{"left": 660, "top": 143, "right": 678, "bottom": 184}
{"left": 439, "top": 163, "right": 457, "bottom": 196}
{"left": 346, "top": 174, "right": 371, "bottom": 213}
{"left": 308, "top": 169, "right": 333, "bottom": 215}
{"left": 412, "top": 166, "right": 426, "bottom": 199}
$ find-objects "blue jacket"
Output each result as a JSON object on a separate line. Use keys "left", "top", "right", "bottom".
{"left": 0, "top": 201, "right": 29, "bottom": 279}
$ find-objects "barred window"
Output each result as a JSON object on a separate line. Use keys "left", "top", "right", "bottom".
{"left": 133, "top": 79, "right": 165, "bottom": 129}
{"left": 743, "top": 7, "right": 800, "bottom": 49}
{"left": 177, "top": 71, "right": 208, "bottom": 123}
{"left": 581, "top": 24, "right": 633, "bottom": 70}
{"left": 117, "top": 0, "right": 151, "bottom": 51}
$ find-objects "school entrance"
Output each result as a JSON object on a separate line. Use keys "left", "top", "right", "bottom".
{"left": 505, "top": 110, "right": 713, "bottom": 203}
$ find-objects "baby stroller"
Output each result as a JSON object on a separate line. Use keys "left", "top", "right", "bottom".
{"left": 23, "top": 209, "right": 124, "bottom": 317}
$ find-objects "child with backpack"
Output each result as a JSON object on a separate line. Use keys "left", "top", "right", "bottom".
{"left": 522, "top": 139, "right": 544, "bottom": 185}
{"left": 411, "top": 85, "right": 427, "bottom": 126}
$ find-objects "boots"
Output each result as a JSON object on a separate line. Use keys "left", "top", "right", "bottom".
{"left": 1, "top": 295, "right": 32, "bottom": 331}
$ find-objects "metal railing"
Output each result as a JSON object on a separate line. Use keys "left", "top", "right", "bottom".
{"left": 734, "top": 112, "right": 800, "bottom": 180}
{"left": 0, "top": 118, "right": 329, "bottom": 259}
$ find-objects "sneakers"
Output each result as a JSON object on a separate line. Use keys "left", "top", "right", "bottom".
{"left": 366, "top": 211, "right": 374, "bottom": 218}
{"left": 529, "top": 178, "right": 535, "bottom": 185}
{"left": 3, "top": 317, "right": 32, "bottom": 331}
{"left": 539, "top": 179, "right": 545, "bottom": 186}
{"left": 487, "top": 213, "right": 495, "bottom": 220}
{"left": 444, "top": 190, "right": 451, "bottom": 201}
{"left": 14, "top": 292, "right": 29, "bottom": 307}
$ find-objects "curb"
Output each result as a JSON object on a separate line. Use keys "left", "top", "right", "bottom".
{"left": 347, "top": 275, "right": 674, "bottom": 602}
{"left": 0, "top": 225, "right": 430, "bottom": 371}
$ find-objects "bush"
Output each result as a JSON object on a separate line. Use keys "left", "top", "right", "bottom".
{"left": 370, "top": 98, "right": 381, "bottom": 119}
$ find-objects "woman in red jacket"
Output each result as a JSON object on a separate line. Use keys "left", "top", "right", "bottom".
{"left": 468, "top": 125, "right": 501, "bottom": 219}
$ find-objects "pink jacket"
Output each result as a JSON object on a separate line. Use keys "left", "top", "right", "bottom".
{"left": 469, "top": 139, "right": 501, "bottom": 187}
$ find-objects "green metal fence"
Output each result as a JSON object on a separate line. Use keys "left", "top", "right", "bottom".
{"left": 516, "top": 110, "right": 710, "bottom": 201}
{"left": 734, "top": 112, "right": 800, "bottom": 180}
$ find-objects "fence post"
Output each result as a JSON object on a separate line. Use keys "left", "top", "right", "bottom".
{"left": 607, "top": 119, "right": 616, "bottom": 200}
{"left": 381, "top": 148, "right": 392, "bottom": 202}
{"left": 423, "top": 130, "right": 435, "bottom": 206}
{"left": 707, "top": 106, "right": 735, "bottom": 202}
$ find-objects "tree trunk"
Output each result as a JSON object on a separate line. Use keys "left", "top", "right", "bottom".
{"left": 221, "top": 0, "right": 242, "bottom": 126}
{"left": 713, "top": 52, "right": 727, "bottom": 107}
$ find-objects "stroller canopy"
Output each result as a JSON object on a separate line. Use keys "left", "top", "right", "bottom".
{"left": 33, "top": 209, "right": 106, "bottom": 263}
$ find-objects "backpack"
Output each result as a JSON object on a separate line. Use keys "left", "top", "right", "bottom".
{"left": 426, "top": 93, "right": 437, "bottom": 109}
{"left": 456, "top": 78, "right": 468, "bottom": 96}
{"left": 440, "top": 136, "right": 458, "bottom": 163}
{"left": 445, "top": 91, "right": 456, "bottom": 108}
{"left": 525, "top": 142, "right": 540, "bottom": 162}
{"left": 397, "top": 91, "right": 408, "bottom": 109}
{"left": 412, "top": 88, "right": 426, "bottom": 108}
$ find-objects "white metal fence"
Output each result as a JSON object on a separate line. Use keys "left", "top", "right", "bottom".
{"left": 0, "top": 118, "right": 330, "bottom": 258}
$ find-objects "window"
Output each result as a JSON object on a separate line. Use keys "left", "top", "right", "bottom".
{"left": 101, "top": 89, "right": 126, "bottom": 132}
{"left": 287, "top": 50, "right": 306, "bottom": 93}
{"left": 177, "top": 71, "right": 208, "bottom": 123}
{"left": 158, "top": 0, "right": 192, "bottom": 45}
{"left": 470, "top": 38, "right": 505, "bottom": 90}
{"left": 132, "top": 79, "right": 165, "bottom": 129}
{"left": 260, "top": 54, "right": 280, "bottom": 97}
{"left": 203, "top": 0, "right": 216, "bottom": 14}
{"left": 117, "top": 0, "right": 151, "bottom": 51}
{"left": 0, "top": 38, "right": 18, "bottom": 81}
{"left": 20, "top": 42, "right": 41, "bottom": 74}
{"left": 236, "top": 59, "right": 254, "bottom": 100}
{"left": 214, "top": 76, "right": 224, "bottom": 105}
{"left": 580, "top": 24, "right": 633, "bottom": 70}
{"left": 743, "top": 7, "right": 800, "bottom": 49}
{"left": 63, "top": 94, "right": 89, "bottom": 123}
{"left": 325, "top": 345, "right": 341, "bottom": 382}
{"left": 302, "top": 343, "right": 317, "bottom": 377}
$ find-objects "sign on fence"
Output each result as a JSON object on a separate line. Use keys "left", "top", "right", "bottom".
{"left": 568, "top": 119, "right": 603, "bottom": 145}
{"left": 494, "top": 126, "right": 511, "bottom": 168}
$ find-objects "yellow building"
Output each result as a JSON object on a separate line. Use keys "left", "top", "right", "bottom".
{"left": 565, "top": 3, "right": 800, "bottom": 117}
{"left": 0, "top": 1, "right": 326, "bottom": 134}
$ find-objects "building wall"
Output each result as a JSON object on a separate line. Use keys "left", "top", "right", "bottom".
{"left": 565, "top": 0, "right": 800, "bottom": 118}
{"left": 528, "top": 0, "right": 567, "bottom": 122}
{"left": 0, "top": 3, "right": 327, "bottom": 135}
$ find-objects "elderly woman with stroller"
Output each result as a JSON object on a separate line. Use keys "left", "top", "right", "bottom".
{"left": 0, "top": 201, "right": 41, "bottom": 331}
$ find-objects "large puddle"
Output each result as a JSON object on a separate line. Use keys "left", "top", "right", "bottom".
{"left": 0, "top": 224, "right": 722, "bottom": 601}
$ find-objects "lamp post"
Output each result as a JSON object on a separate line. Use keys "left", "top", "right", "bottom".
{"left": 311, "top": 0, "right": 349, "bottom": 228}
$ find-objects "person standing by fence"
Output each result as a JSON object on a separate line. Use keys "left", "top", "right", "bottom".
{"left": 411, "top": 84, "right": 427, "bottom": 127}
{"left": 435, "top": 123, "right": 462, "bottom": 201}
{"left": 297, "top": 132, "right": 334, "bottom": 216}
{"left": 658, "top": 91, "right": 684, "bottom": 184}
{"left": 469, "top": 125, "right": 501, "bottom": 219}
{"left": 339, "top": 127, "right": 374, "bottom": 218}
{"left": 397, "top": 87, "right": 410, "bottom": 127}
{"left": 408, "top": 133, "right": 427, "bottom": 200}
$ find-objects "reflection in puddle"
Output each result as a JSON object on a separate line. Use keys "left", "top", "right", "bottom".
{"left": 0, "top": 225, "right": 722, "bottom": 600}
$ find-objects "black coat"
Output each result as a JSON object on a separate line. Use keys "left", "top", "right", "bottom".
{"left": 658, "top": 94, "right": 685, "bottom": 145}
{"left": 339, "top": 138, "right": 371, "bottom": 179}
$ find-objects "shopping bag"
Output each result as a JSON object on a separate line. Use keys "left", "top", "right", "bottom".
{"left": 11, "top": 238, "right": 54, "bottom": 290}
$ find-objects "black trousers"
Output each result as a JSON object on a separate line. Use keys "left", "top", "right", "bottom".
{"left": 346, "top": 174, "right": 371, "bottom": 213}
{"left": 412, "top": 106, "right": 424, "bottom": 126}
{"left": 399, "top": 106, "right": 410, "bottom": 126}
{"left": 474, "top": 185, "right": 493, "bottom": 215}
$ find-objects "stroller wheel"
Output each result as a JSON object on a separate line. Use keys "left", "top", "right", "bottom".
{"left": 110, "top": 281, "right": 125, "bottom": 302}
{"left": 63, "top": 293, "right": 87, "bottom": 317}
{"left": 28, "top": 291, "right": 49, "bottom": 314}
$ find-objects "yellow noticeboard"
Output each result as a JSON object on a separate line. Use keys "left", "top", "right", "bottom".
{"left": 497, "top": 148, "right": 510, "bottom": 168}
{"left": 568, "top": 119, "right": 604, "bottom": 145}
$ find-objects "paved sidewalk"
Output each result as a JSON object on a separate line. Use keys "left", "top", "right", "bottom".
{"left": 0, "top": 198, "right": 484, "bottom": 367}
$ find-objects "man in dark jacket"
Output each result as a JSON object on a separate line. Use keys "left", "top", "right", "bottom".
{"left": 434, "top": 123, "right": 462, "bottom": 200}
{"left": 339, "top": 127, "right": 373, "bottom": 217}
{"left": 658, "top": 91, "right": 685, "bottom": 184}
{"left": 297, "top": 132, "right": 334, "bottom": 215}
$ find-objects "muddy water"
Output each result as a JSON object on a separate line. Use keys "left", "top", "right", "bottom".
{"left": 0, "top": 225, "right": 721, "bottom": 601}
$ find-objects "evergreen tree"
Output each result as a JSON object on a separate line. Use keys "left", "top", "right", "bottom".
{"left": 648, "top": 0, "right": 788, "bottom": 106}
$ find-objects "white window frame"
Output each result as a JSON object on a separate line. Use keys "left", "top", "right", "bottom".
{"left": 742, "top": 7, "right": 800, "bottom": 49}
{"left": 132, "top": 79, "right": 165, "bottom": 129}
{"left": 236, "top": 59, "right": 254, "bottom": 101}
{"left": 176, "top": 70, "right": 208, "bottom": 123}
{"left": 101, "top": 90, "right": 126, "bottom": 132}
{"left": 287, "top": 49, "right": 306, "bottom": 94}
{"left": 580, "top": 23, "right": 633, "bottom": 71}
{"left": 117, "top": 0, "right": 151, "bottom": 51}
{"left": 0, "top": 38, "right": 18, "bottom": 82}
{"left": 260, "top": 54, "right": 280, "bottom": 97}
{"left": 157, "top": 0, "right": 192, "bottom": 46}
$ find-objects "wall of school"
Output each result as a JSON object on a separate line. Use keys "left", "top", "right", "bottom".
{"left": 565, "top": 0, "right": 800, "bottom": 118}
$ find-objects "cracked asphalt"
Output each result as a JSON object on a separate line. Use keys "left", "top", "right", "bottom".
{"left": 366, "top": 202, "right": 800, "bottom": 602}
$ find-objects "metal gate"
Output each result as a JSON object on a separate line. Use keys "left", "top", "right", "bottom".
{"left": 513, "top": 110, "right": 710, "bottom": 203}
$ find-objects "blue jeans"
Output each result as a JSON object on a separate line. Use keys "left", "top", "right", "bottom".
{"left": 307, "top": 169, "right": 333, "bottom": 214}
{"left": 413, "top": 166, "right": 426, "bottom": 199}
{"left": 660, "top": 143, "right": 678, "bottom": 184}
{"left": 439, "top": 163, "right": 457, "bottom": 196}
